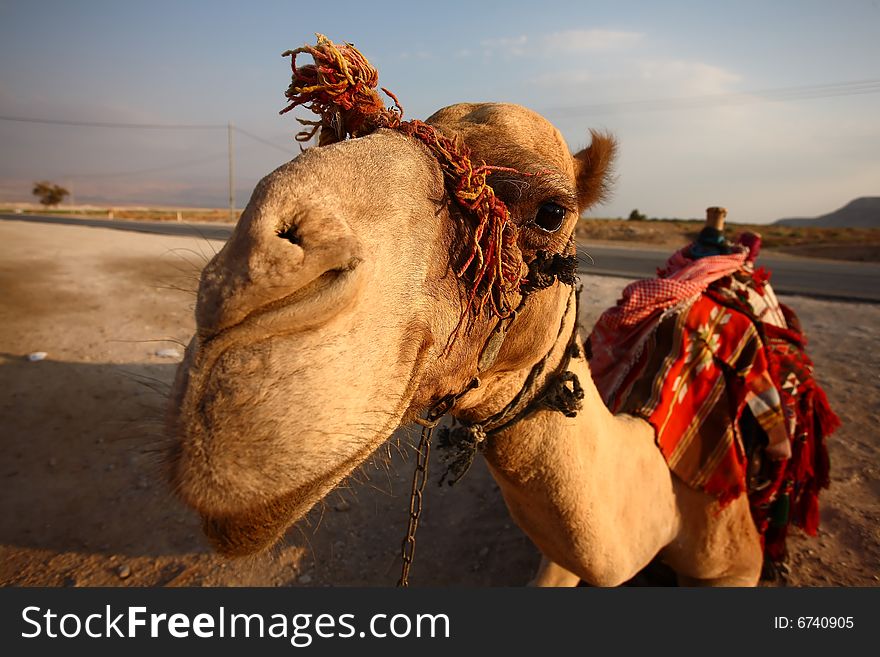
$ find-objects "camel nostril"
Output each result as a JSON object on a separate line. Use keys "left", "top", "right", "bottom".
{"left": 277, "top": 224, "right": 300, "bottom": 245}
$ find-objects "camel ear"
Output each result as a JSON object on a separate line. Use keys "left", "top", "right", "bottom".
{"left": 572, "top": 130, "right": 616, "bottom": 213}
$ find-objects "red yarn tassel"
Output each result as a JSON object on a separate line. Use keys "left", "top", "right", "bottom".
{"left": 812, "top": 384, "right": 841, "bottom": 438}
{"left": 802, "top": 491, "right": 821, "bottom": 536}
{"left": 765, "top": 525, "right": 788, "bottom": 562}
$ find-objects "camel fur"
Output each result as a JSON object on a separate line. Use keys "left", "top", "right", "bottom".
{"left": 167, "top": 102, "right": 764, "bottom": 586}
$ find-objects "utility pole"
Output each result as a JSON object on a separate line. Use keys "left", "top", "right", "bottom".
{"left": 228, "top": 121, "right": 235, "bottom": 222}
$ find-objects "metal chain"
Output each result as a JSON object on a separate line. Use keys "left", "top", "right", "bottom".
{"left": 397, "top": 423, "right": 434, "bottom": 587}
{"left": 397, "top": 378, "right": 480, "bottom": 587}
{"left": 395, "top": 276, "right": 577, "bottom": 586}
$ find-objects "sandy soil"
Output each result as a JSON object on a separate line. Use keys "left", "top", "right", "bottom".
{"left": 1, "top": 220, "right": 877, "bottom": 587}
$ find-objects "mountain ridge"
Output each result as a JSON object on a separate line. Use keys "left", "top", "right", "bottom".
{"left": 775, "top": 197, "right": 880, "bottom": 228}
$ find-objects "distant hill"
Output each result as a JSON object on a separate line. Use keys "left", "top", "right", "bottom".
{"left": 775, "top": 197, "right": 880, "bottom": 228}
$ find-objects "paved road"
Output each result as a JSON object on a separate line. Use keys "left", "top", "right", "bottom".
{"left": 4, "top": 213, "right": 879, "bottom": 302}
{"left": 0, "top": 213, "right": 233, "bottom": 241}
{"left": 579, "top": 244, "right": 880, "bottom": 302}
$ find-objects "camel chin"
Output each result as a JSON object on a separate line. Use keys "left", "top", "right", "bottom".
{"left": 200, "top": 496, "right": 304, "bottom": 557}
{"left": 167, "top": 328, "right": 422, "bottom": 555}
{"left": 199, "top": 484, "right": 335, "bottom": 557}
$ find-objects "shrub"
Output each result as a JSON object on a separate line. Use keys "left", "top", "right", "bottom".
{"left": 32, "top": 181, "right": 70, "bottom": 207}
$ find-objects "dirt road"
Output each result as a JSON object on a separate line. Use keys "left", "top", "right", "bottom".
{"left": 1, "top": 220, "right": 877, "bottom": 586}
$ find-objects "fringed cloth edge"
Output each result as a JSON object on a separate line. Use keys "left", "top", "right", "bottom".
{"left": 588, "top": 253, "right": 840, "bottom": 561}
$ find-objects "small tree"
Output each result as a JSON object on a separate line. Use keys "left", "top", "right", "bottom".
{"left": 32, "top": 181, "right": 70, "bottom": 207}
{"left": 628, "top": 208, "right": 646, "bottom": 221}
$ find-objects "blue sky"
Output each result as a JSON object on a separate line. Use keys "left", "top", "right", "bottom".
{"left": 1, "top": 0, "right": 878, "bottom": 222}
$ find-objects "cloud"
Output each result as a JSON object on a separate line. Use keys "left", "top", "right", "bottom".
{"left": 530, "top": 69, "right": 594, "bottom": 88}
{"left": 544, "top": 29, "right": 644, "bottom": 53}
{"left": 480, "top": 35, "right": 529, "bottom": 56}
{"left": 636, "top": 59, "right": 741, "bottom": 97}
{"left": 530, "top": 57, "right": 744, "bottom": 119}
{"left": 480, "top": 29, "right": 643, "bottom": 57}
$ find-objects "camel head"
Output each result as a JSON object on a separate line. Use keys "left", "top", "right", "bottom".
{"left": 167, "top": 90, "right": 615, "bottom": 556}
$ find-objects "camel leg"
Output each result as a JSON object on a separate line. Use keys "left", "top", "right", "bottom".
{"left": 529, "top": 555, "right": 581, "bottom": 587}
{"left": 664, "top": 484, "right": 764, "bottom": 587}
{"left": 676, "top": 566, "right": 761, "bottom": 587}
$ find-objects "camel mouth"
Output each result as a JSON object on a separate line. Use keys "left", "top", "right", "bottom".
{"left": 196, "top": 260, "right": 366, "bottom": 358}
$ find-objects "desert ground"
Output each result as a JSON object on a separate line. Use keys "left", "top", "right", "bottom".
{"left": 0, "top": 219, "right": 877, "bottom": 587}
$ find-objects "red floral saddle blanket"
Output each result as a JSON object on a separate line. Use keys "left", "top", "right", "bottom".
{"left": 589, "top": 264, "right": 839, "bottom": 560}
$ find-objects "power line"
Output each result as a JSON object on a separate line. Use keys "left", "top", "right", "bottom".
{"left": 0, "top": 114, "right": 298, "bottom": 185}
{"left": 545, "top": 78, "right": 880, "bottom": 118}
{"left": 5, "top": 77, "right": 879, "bottom": 130}
{"left": 228, "top": 123, "right": 235, "bottom": 221}
{"left": 60, "top": 134, "right": 291, "bottom": 180}
{"left": 233, "top": 126, "right": 297, "bottom": 156}
{"left": 0, "top": 112, "right": 297, "bottom": 156}
{"left": 0, "top": 115, "right": 226, "bottom": 129}
{"left": 66, "top": 150, "right": 231, "bottom": 179}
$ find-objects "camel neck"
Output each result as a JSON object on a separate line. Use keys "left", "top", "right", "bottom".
{"left": 455, "top": 285, "right": 579, "bottom": 429}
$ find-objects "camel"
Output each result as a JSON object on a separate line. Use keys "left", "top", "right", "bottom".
{"left": 166, "top": 41, "right": 771, "bottom": 587}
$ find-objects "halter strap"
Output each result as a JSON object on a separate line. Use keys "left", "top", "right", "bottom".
{"left": 437, "top": 283, "right": 584, "bottom": 485}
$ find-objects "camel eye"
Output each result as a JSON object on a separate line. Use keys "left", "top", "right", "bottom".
{"left": 532, "top": 202, "right": 566, "bottom": 233}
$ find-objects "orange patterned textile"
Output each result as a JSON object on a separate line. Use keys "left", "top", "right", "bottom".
{"left": 609, "top": 293, "right": 788, "bottom": 505}
{"left": 589, "top": 258, "right": 839, "bottom": 560}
